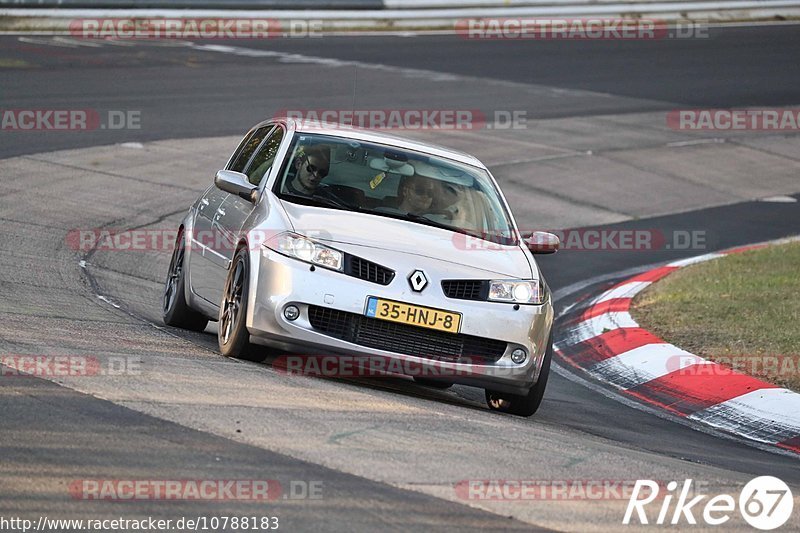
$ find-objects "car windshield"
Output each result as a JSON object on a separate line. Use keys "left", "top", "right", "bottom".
{"left": 274, "top": 132, "right": 517, "bottom": 245}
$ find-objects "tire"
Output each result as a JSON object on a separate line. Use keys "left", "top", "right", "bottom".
{"left": 485, "top": 334, "right": 553, "bottom": 417}
{"left": 413, "top": 377, "right": 453, "bottom": 390}
{"left": 163, "top": 229, "right": 209, "bottom": 332}
{"left": 218, "top": 246, "right": 263, "bottom": 362}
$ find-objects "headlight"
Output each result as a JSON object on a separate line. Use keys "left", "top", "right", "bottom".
{"left": 265, "top": 233, "right": 343, "bottom": 272}
{"left": 488, "top": 279, "right": 545, "bottom": 305}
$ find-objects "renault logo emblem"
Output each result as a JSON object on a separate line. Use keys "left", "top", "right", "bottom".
{"left": 408, "top": 270, "right": 428, "bottom": 292}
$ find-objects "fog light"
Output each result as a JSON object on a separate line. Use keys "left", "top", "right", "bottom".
{"left": 284, "top": 305, "right": 300, "bottom": 321}
{"left": 511, "top": 348, "right": 527, "bottom": 364}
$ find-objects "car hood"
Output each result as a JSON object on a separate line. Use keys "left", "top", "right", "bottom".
{"left": 279, "top": 201, "right": 534, "bottom": 279}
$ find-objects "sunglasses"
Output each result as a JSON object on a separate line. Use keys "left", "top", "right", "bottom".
{"left": 303, "top": 155, "right": 329, "bottom": 178}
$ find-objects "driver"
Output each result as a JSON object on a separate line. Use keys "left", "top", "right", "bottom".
{"left": 286, "top": 144, "right": 331, "bottom": 196}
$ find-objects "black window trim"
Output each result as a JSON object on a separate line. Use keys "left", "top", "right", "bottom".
{"left": 239, "top": 125, "right": 276, "bottom": 174}
{"left": 241, "top": 125, "right": 287, "bottom": 188}
{"left": 227, "top": 124, "right": 278, "bottom": 174}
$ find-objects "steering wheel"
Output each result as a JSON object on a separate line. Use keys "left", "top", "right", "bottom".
{"left": 314, "top": 185, "right": 354, "bottom": 207}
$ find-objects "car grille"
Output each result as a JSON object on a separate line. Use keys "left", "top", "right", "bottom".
{"left": 307, "top": 306, "right": 507, "bottom": 364}
{"left": 441, "top": 280, "right": 489, "bottom": 301}
{"left": 344, "top": 256, "right": 395, "bottom": 286}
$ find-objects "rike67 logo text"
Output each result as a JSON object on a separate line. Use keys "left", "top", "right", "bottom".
{"left": 624, "top": 477, "right": 793, "bottom": 530}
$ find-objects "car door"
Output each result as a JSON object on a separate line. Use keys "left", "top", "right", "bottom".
{"left": 211, "top": 125, "right": 286, "bottom": 289}
{"left": 189, "top": 125, "right": 274, "bottom": 306}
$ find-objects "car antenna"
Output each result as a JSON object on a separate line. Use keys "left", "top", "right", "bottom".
{"left": 350, "top": 66, "right": 357, "bottom": 127}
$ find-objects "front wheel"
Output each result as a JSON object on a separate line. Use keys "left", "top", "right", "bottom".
{"left": 163, "top": 229, "right": 209, "bottom": 332}
{"left": 218, "top": 247, "right": 262, "bottom": 362}
{"left": 485, "top": 334, "right": 553, "bottom": 417}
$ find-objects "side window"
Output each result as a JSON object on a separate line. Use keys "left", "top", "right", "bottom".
{"left": 228, "top": 126, "right": 273, "bottom": 173}
{"left": 244, "top": 127, "right": 285, "bottom": 186}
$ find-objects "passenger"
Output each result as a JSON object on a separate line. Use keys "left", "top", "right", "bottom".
{"left": 429, "top": 177, "right": 487, "bottom": 232}
{"left": 397, "top": 174, "right": 436, "bottom": 215}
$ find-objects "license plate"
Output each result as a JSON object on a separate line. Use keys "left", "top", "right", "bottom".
{"left": 365, "top": 297, "right": 461, "bottom": 334}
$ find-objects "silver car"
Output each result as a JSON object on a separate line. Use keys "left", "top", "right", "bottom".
{"left": 163, "top": 118, "right": 559, "bottom": 416}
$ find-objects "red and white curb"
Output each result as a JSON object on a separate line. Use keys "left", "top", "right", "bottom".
{"left": 555, "top": 240, "right": 800, "bottom": 454}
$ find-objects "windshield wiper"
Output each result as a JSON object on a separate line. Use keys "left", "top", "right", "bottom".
{"left": 401, "top": 213, "right": 459, "bottom": 232}
{"left": 379, "top": 210, "right": 472, "bottom": 235}
{"left": 402, "top": 213, "right": 515, "bottom": 245}
{"left": 281, "top": 194, "right": 514, "bottom": 245}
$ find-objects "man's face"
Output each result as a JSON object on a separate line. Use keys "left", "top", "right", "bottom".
{"left": 296, "top": 153, "right": 329, "bottom": 192}
{"left": 404, "top": 177, "right": 435, "bottom": 213}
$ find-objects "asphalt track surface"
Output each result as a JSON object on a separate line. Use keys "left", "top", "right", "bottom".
{"left": 1, "top": 25, "right": 800, "bottom": 531}
{"left": 2, "top": 24, "right": 800, "bottom": 158}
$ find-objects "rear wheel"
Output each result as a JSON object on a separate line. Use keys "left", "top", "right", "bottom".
{"left": 162, "top": 229, "right": 209, "bottom": 332}
{"left": 485, "top": 335, "right": 553, "bottom": 417}
{"left": 218, "top": 247, "right": 263, "bottom": 362}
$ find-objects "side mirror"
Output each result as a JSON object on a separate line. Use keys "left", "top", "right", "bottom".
{"left": 215, "top": 170, "right": 258, "bottom": 202}
{"left": 524, "top": 231, "right": 559, "bottom": 254}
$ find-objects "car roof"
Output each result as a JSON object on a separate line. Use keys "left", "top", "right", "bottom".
{"left": 255, "top": 117, "right": 487, "bottom": 169}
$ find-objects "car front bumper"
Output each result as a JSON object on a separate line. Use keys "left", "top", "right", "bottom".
{"left": 246, "top": 247, "right": 554, "bottom": 395}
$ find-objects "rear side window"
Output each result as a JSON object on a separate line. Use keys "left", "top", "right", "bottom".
{"left": 228, "top": 126, "right": 273, "bottom": 173}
